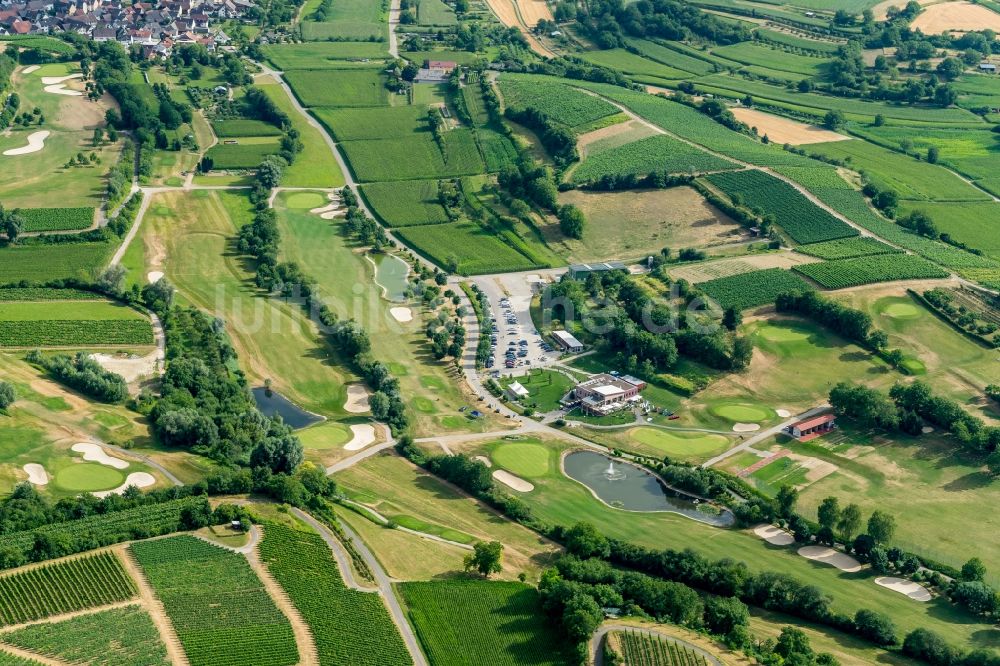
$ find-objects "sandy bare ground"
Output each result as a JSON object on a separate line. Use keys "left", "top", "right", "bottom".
{"left": 20, "top": 65, "right": 39, "bottom": 74}
{"left": 22, "top": 463, "right": 48, "bottom": 485}
{"left": 732, "top": 423, "right": 760, "bottom": 433}
{"left": 575, "top": 119, "right": 656, "bottom": 159}
{"left": 344, "top": 384, "right": 370, "bottom": 413}
{"left": 41, "top": 74, "right": 82, "bottom": 85}
{"left": 117, "top": 546, "right": 190, "bottom": 666}
{"left": 3, "top": 130, "right": 49, "bottom": 156}
{"left": 72, "top": 442, "right": 129, "bottom": 469}
{"left": 492, "top": 469, "right": 534, "bottom": 492}
{"left": 390, "top": 306, "right": 413, "bottom": 323}
{"left": 730, "top": 107, "right": 848, "bottom": 146}
{"left": 875, "top": 576, "right": 933, "bottom": 601}
{"left": 753, "top": 524, "right": 795, "bottom": 546}
{"left": 798, "top": 546, "right": 863, "bottom": 572}
{"left": 309, "top": 192, "right": 342, "bottom": 220}
{"left": 776, "top": 409, "right": 791, "bottom": 418}
{"left": 344, "top": 423, "right": 377, "bottom": 451}
{"left": 474, "top": 455, "right": 492, "bottom": 467}
{"left": 872, "top": 0, "right": 937, "bottom": 20}
{"left": 92, "top": 472, "right": 156, "bottom": 498}
{"left": 246, "top": 540, "right": 319, "bottom": 666}
{"left": 147, "top": 271, "right": 164, "bottom": 283}
{"left": 517, "top": 0, "right": 553, "bottom": 25}
{"left": 910, "top": 1, "right": 1000, "bottom": 32}
{"left": 482, "top": 0, "right": 556, "bottom": 57}
{"left": 669, "top": 252, "right": 821, "bottom": 284}
{"left": 91, "top": 313, "right": 165, "bottom": 388}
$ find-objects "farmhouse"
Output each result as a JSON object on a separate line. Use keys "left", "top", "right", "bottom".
{"left": 415, "top": 59, "right": 458, "bottom": 83}
{"left": 568, "top": 261, "right": 626, "bottom": 280}
{"left": 568, "top": 373, "right": 646, "bottom": 415}
{"left": 551, "top": 329, "right": 583, "bottom": 353}
{"left": 787, "top": 414, "right": 836, "bottom": 442}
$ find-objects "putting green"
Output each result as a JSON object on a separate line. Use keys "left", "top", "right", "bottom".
{"left": 629, "top": 428, "right": 730, "bottom": 458}
{"left": 297, "top": 422, "right": 352, "bottom": 449}
{"left": 285, "top": 191, "right": 328, "bottom": 209}
{"left": 413, "top": 396, "right": 437, "bottom": 414}
{"left": 491, "top": 442, "right": 550, "bottom": 478}
{"left": 710, "top": 403, "right": 772, "bottom": 423}
{"left": 54, "top": 463, "right": 125, "bottom": 492}
{"left": 881, "top": 301, "right": 922, "bottom": 320}
{"left": 756, "top": 323, "right": 811, "bottom": 343}
{"left": 420, "top": 375, "right": 445, "bottom": 390}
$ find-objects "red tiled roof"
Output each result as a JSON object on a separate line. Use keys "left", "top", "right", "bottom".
{"left": 792, "top": 413, "right": 835, "bottom": 430}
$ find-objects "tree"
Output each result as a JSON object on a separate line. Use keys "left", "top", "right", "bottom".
{"left": 722, "top": 307, "right": 741, "bottom": 331}
{"left": 837, "top": 503, "right": 862, "bottom": 541}
{"left": 854, "top": 609, "right": 897, "bottom": 646}
{"left": 903, "top": 628, "right": 956, "bottom": 665}
{"left": 817, "top": 497, "right": 840, "bottom": 530}
{"left": 873, "top": 113, "right": 885, "bottom": 126}
{"left": 464, "top": 540, "right": 503, "bottom": 577}
{"left": 986, "top": 451, "right": 1000, "bottom": 477}
{"left": 96, "top": 264, "right": 127, "bottom": 296}
{"left": 935, "top": 57, "right": 963, "bottom": 80}
{"left": 934, "top": 84, "right": 958, "bottom": 107}
{"left": 0, "top": 381, "right": 14, "bottom": 410}
{"left": 558, "top": 204, "right": 585, "bottom": 239}
{"left": 823, "top": 109, "right": 845, "bottom": 130}
{"left": 564, "top": 521, "right": 610, "bottom": 559}
{"left": 256, "top": 155, "right": 286, "bottom": 189}
{"left": 927, "top": 146, "right": 939, "bottom": 164}
{"left": 703, "top": 595, "right": 749, "bottom": 634}
{"left": 867, "top": 510, "right": 896, "bottom": 544}
{"left": 962, "top": 557, "right": 988, "bottom": 582}
{"left": 952, "top": 581, "right": 999, "bottom": 615}
{"left": 2, "top": 208, "right": 23, "bottom": 243}
{"left": 775, "top": 485, "right": 798, "bottom": 518}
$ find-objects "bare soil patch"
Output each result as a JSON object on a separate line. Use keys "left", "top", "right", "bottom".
{"left": 730, "top": 107, "right": 849, "bottom": 145}
{"left": 575, "top": 119, "right": 657, "bottom": 159}
{"left": 669, "top": 251, "right": 821, "bottom": 284}
{"left": 910, "top": 1, "right": 1000, "bottom": 32}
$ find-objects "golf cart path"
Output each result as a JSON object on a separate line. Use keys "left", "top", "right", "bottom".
{"left": 291, "top": 509, "right": 429, "bottom": 666}
{"left": 701, "top": 404, "right": 831, "bottom": 468}
{"left": 591, "top": 623, "right": 723, "bottom": 666}
{"left": 290, "top": 508, "right": 377, "bottom": 592}
{"left": 338, "top": 498, "right": 474, "bottom": 551}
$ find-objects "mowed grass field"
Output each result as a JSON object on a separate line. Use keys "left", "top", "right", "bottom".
{"left": 264, "top": 43, "right": 390, "bottom": 69}
{"left": 286, "top": 69, "right": 390, "bottom": 108}
{"left": 896, "top": 201, "right": 1000, "bottom": 261}
{"left": 139, "top": 190, "right": 355, "bottom": 418}
{"left": 0, "top": 243, "right": 115, "bottom": 285}
{"left": 204, "top": 137, "right": 281, "bottom": 169}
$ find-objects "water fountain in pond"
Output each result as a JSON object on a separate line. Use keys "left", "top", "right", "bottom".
{"left": 604, "top": 460, "right": 627, "bottom": 481}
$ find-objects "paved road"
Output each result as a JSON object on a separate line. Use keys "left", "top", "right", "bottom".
{"left": 590, "top": 624, "right": 723, "bottom": 666}
{"left": 388, "top": 0, "right": 401, "bottom": 58}
{"left": 338, "top": 499, "right": 474, "bottom": 551}
{"left": 700, "top": 403, "right": 831, "bottom": 468}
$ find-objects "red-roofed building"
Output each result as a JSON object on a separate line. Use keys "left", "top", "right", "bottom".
{"left": 788, "top": 414, "right": 836, "bottom": 441}
{"left": 426, "top": 60, "right": 457, "bottom": 71}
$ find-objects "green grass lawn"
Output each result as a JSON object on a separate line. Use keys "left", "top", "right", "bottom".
{"left": 491, "top": 438, "right": 552, "bottom": 478}
{"left": 896, "top": 201, "right": 1000, "bottom": 261}
{"left": 626, "top": 427, "right": 732, "bottom": 461}
{"left": 264, "top": 43, "right": 390, "bottom": 69}
{"left": 258, "top": 81, "right": 344, "bottom": 188}
{"left": 500, "top": 370, "right": 575, "bottom": 412}
{"left": 286, "top": 69, "right": 389, "bottom": 108}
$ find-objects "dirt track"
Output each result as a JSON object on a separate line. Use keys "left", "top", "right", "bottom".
{"left": 729, "top": 107, "right": 848, "bottom": 145}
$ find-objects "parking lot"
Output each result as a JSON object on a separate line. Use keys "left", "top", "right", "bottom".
{"left": 473, "top": 270, "right": 563, "bottom": 376}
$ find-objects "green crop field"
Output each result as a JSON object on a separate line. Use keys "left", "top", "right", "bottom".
{"left": 263, "top": 43, "right": 389, "bottom": 69}
{"left": 0, "top": 300, "right": 153, "bottom": 347}
{"left": 417, "top": 0, "right": 457, "bottom": 25}
{"left": 260, "top": 523, "right": 411, "bottom": 666}
{"left": 572, "top": 134, "right": 736, "bottom": 183}
{"left": 301, "top": 23, "right": 384, "bottom": 40}
{"left": 286, "top": 69, "right": 388, "bottom": 108}
{"left": 0, "top": 288, "right": 101, "bottom": 301}
{"left": 705, "top": 170, "right": 857, "bottom": 244}
{"left": 204, "top": 139, "right": 280, "bottom": 169}
{"left": 362, "top": 180, "right": 451, "bottom": 226}
{"left": 0, "top": 243, "right": 115, "bottom": 285}
{"left": 896, "top": 201, "right": 1000, "bottom": 261}
{"left": 211, "top": 119, "right": 282, "bottom": 137}
{"left": 850, "top": 125, "right": 1000, "bottom": 182}
{"left": 0, "top": 553, "right": 136, "bottom": 627}
{"left": 314, "top": 105, "right": 428, "bottom": 141}
{"left": 130, "top": 535, "right": 298, "bottom": 666}
{"left": 399, "top": 581, "right": 573, "bottom": 666}
{"left": 699, "top": 268, "right": 814, "bottom": 310}
{"left": 19, "top": 208, "right": 94, "bottom": 233}
{"left": 754, "top": 28, "right": 843, "bottom": 54}
{"left": 711, "top": 42, "right": 829, "bottom": 77}
{"left": 624, "top": 38, "right": 715, "bottom": 75}
{"left": 793, "top": 254, "right": 949, "bottom": 288}
{"left": 614, "top": 629, "right": 711, "bottom": 666}
{"left": 497, "top": 76, "right": 620, "bottom": 131}
{"left": 576, "top": 49, "right": 690, "bottom": 83}
{"left": 340, "top": 130, "right": 485, "bottom": 181}
{"left": 796, "top": 237, "right": 901, "bottom": 260}
{"left": 395, "top": 220, "right": 541, "bottom": 274}
{"left": 1, "top": 605, "right": 169, "bottom": 666}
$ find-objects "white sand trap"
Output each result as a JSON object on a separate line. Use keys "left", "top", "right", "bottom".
{"left": 310, "top": 194, "right": 342, "bottom": 219}
{"left": 91, "top": 349, "right": 163, "bottom": 385}
{"left": 3, "top": 130, "right": 49, "bottom": 156}
{"left": 493, "top": 469, "right": 534, "bottom": 492}
{"left": 754, "top": 524, "right": 795, "bottom": 546}
{"left": 390, "top": 307, "right": 413, "bottom": 323}
{"left": 147, "top": 271, "right": 164, "bottom": 283}
{"left": 776, "top": 409, "right": 791, "bottom": 418}
{"left": 344, "top": 384, "right": 370, "bottom": 413}
{"left": 798, "top": 546, "right": 863, "bottom": 572}
{"left": 92, "top": 472, "right": 155, "bottom": 498}
{"left": 44, "top": 83, "right": 83, "bottom": 96}
{"left": 875, "top": 577, "right": 932, "bottom": 602}
{"left": 344, "top": 423, "right": 377, "bottom": 451}
{"left": 474, "top": 455, "right": 492, "bottom": 467}
{"left": 733, "top": 423, "right": 760, "bottom": 433}
{"left": 22, "top": 65, "right": 39, "bottom": 74}
{"left": 23, "top": 463, "right": 48, "bottom": 485}
{"left": 41, "top": 73, "right": 82, "bottom": 85}
{"left": 71, "top": 442, "right": 129, "bottom": 470}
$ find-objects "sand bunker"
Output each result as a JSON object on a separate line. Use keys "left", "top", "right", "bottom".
{"left": 71, "top": 442, "right": 129, "bottom": 470}
{"left": 309, "top": 194, "right": 342, "bottom": 220}
{"left": 798, "top": 546, "right": 863, "bottom": 572}
{"left": 147, "top": 271, "right": 164, "bottom": 283}
{"left": 474, "top": 455, "right": 492, "bottom": 467}
{"left": 922, "top": 426, "right": 934, "bottom": 434}
{"left": 41, "top": 73, "right": 83, "bottom": 85}
{"left": 911, "top": 1, "right": 1000, "bottom": 33}
{"left": 875, "top": 577, "right": 932, "bottom": 602}
{"left": 776, "top": 409, "right": 791, "bottom": 418}
{"left": 733, "top": 423, "right": 761, "bottom": 433}
{"left": 22, "top": 65, "right": 39, "bottom": 74}
{"left": 344, "top": 384, "right": 370, "bottom": 413}
{"left": 754, "top": 524, "right": 795, "bottom": 546}
{"left": 730, "top": 107, "right": 848, "bottom": 145}
{"left": 23, "top": 463, "right": 48, "bottom": 485}
{"left": 92, "top": 472, "right": 156, "bottom": 498}
{"left": 344, "top": 423, "right": 377, "bottom": 451}
{"left": 390, "top": 307, "right": 413, "bottom": 323}
{"left": 44, "top": 84, "right": 83, "bottom": 96}
{"left": 493, "top": 469, "right": 534, "bottom": 492}
{"left": 3, "top": 130, "right": 49, "bottom": 156}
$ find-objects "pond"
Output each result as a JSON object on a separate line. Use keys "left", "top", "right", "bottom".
{"left": 562, "top": 451, "right": 735, "bottom": 527}
{"left": 252, "top": 387, "right": 322, "bottom": 430}
{"left": 371, "top": 253, "right": 410, "bottom": 302}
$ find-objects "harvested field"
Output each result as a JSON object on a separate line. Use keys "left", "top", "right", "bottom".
{"left": 910, "top": 1, "right": 1000, "bottom": 33}
{"left": 872, "top": 0, "right": 936, "bottom": 20}
{"left": 517, "top": 0, "right": 553, "bottom": 26}
{"left": 575, "top": 120, "right": 657, "bottom": 159}
{"left": 729, "top": 107, "right": 848, "bottom": 145}
{"left": 668, "top": 252, "right": 821, "bottom": 284}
